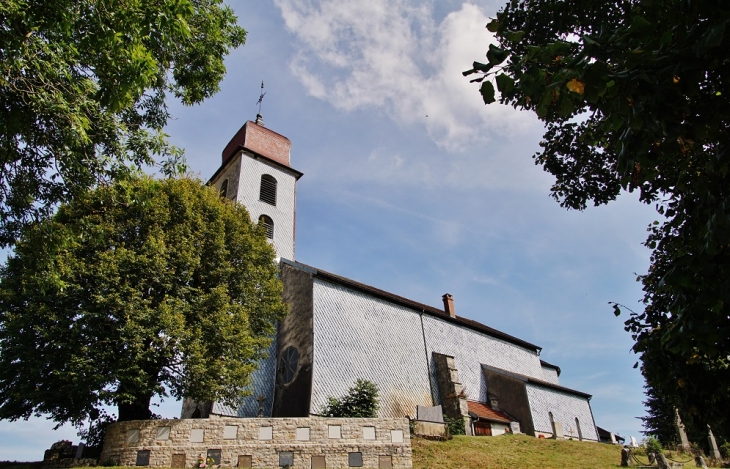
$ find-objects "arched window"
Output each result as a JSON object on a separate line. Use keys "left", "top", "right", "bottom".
{"left": 575, "top": 418, "right": 583, "bottom": 441}
{"left": 219, "top": 179, "right": 229, "bottom": 198}
{"left": 259, "top": 174, "right": 277, "bottom": 206}
{"left": 259, "top": 215, "right": 274, "bottom": 239}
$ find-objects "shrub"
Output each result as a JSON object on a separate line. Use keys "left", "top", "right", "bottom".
{"left": 445, "top": 416, "right": 466, "bottom": 436}
{"left": 644, "top": 436, "right": 663, "bottom": 455}
{"left": 320, "top": 379, "right": 379, "bottom": 418}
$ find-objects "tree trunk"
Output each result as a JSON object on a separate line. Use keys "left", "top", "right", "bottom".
{"left": 117, "top": 395, "right": 153, "bottom": 421}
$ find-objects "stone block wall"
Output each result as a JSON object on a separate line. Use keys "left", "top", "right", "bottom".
{"left": 100, "top": 417, "right": 412, "bottom": 469}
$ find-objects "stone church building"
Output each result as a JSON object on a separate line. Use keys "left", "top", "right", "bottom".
{"left": 182, "top": 117, "right": 599, "bottom": 441}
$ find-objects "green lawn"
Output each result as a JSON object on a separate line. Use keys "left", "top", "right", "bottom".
{"left": 412, "top": 434, "right": 624, "bottom": 469}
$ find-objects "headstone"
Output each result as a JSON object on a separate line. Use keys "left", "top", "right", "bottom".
{"left": 416, "top": 405, "right": 444, "bottom": 423}
{"left": 190, "top": 428, "right": 204, "bottom": 443}
{"left": 258, "top": 426, "right": 273, "bottom": 440}
{"left": 362, "top": 426, "right": 376, "bottom": 440}
{"left": 328, "top": 425, "right": 341, "bottom": 439}
{"left": 551, "top": 421, "right": 564, "bottom": 439}
{"left": 610, "top": 432, "right": 617, "bottom": 444}
{"left": 171, "top": 454, "right": 186, "bottom": 468}
{"left": 391, "top": 430, "right": 404, "bottom": 443}
{"left": 74, "top": 443, "right": 85, "bottom": 459}
{"left": 648, "top": 452, "right": 656, "bottom": 465}
{"left": 348, "top": 452, "right": 363, "bottom": 468}
{"left": 695, "top": 455, "right": 708, "bottom": 469}
{"left": 296, "top": 427, "right": 311, "bottom": 441}
{"left": 620, "top": 447, "right": 631, "bottom": 467}
{"left": 311, "top": 456, "right": 326, "bottom": 469}
{"left": 237, "top": 455, "right": 252, "bottom": 468}
{"left": 278, "top": 451, "right": 294, "bottom": 468}
{"left": 206, "top": 449, "right": 221, "bottom": 466}
{"left": 157, "top": 426, "right": 171, "bottom": 441}
{"left": 378, "top": 456, "right": 393, "bottom": 468}
{"left": 656, "top": 453, "right": 670, "bottom": 469}
{"left": 630, "top": 436, "right": 638, "bottom": 448}
{"left": 510, "top": 421, "right": 521, "bottom": 434}
{"left": 707, "top": 425, "right": 722, "bottom": 460}
{"left": 674, "top": 408, "right": 691, "bottom": 452}
{"left": 136, "top": 450, "right": 151, "bottom": 467}
{"left": 127, "top": 429, "right": 141, "bottom": 445}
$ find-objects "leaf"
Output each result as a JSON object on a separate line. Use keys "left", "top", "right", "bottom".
{"left": 702, "top": 22, "right": 725, "bottom": 48}
{"left": 480, "top": 81, "right": 496, "bottom": 104}
{"left": 495, "top": 73, "right": 515, "bottom": 94}
{"left": 504, "top": 30, "right": 526, "bottom": 43}
{"left": 486, "top": 19, "right": 500, "bottom": 33}
{"left": 487, "top": 44, "right": 508, "bottom": 65}
{"left": 566, "top": 78, "right": 585, "bottom": 95}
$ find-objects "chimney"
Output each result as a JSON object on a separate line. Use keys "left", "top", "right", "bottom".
{"left": 442, "top": 293, "right": 455, "bottom": 318}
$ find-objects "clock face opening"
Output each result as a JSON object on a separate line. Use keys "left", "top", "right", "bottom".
{"left": 280, "top": 346, "right": 299, "bottom": 384}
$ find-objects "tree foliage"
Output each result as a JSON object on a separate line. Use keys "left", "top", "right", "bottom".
{"left": 320, "top": 379, "right": 379, "bottom": 418}
{"left": 0, "top": 0, "right": 245, "bottom": 246}
{"left": 0, "top": 177, "right": 287, "bottom": 425}
{"left": 466, "top": 0, "right": 730, "bottom": 441}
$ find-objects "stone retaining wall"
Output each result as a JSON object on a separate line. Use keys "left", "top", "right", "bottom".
{"left": 100, "top": 417, "right": 412, "bottom": 469}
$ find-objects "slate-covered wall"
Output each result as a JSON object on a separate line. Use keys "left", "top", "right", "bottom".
{"left": 526, "top": 384, "right": 598, "bottom": 441}
{"left": 310, "top": 279, "right": 434, "bottom": 418}
{"left": 540, "top": 366, "right": 560, "bottom": 385}
{"left": 235, "top": 152, "right": 297, "bottom": 261}
{"left": 422, "top": 315, "right": 544, "bottom": 404}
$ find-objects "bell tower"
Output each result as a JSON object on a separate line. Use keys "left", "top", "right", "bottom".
{"left": 209, "top": 115, "right": 303, "bottom": 261}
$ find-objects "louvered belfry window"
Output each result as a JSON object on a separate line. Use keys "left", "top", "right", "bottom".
{"left": 260, "top": 174, "right": 277, "bottom": 206}
{"left": 259, "top": 215, "right": 274, "bottom": 239}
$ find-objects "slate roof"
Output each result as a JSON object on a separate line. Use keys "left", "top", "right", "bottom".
{"left": 280, "top": 258, "right": 542, "bottom": 354}
{"left": 540, "top": 359, "right": 562, "bottom": 376}
{"left": 481, "top": 363, "right": 592, "bottom": 399}
{"left": 467, "top": 401, "right": 512, "bottom": 424}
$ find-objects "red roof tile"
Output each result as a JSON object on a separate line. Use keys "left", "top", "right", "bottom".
{"left": 467, "top": 401, "right": 512, "bottom": 424}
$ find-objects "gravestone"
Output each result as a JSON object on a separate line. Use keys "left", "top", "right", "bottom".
{"left": 237, "top": 455, "right": 252, "bottom": 468}
{"left": 695, "top": 455, "right": 708, "bottom": 469}
{"left": 630, "top": 436, "right": 638, "bottom": 448}
{"left": 171, "top": 454, "right": 186, "bottom": 468}
{"left": 416, "top": 405, "right": 444, "bottom": 423}
{"left": 348, "top": 452, "right": 363, "bottom": 468}
{"left": 278, "top": 451, "right": 294, "bottom": 468}
{"left": 509, "top": 421, "right": 521, "bottom": 434}
{"left": 656, "top": 453, "right": 670, "bottom": 469}
{"left": 206, "top": 449, "right": 221, "bottom": 466}
{"left": 551, "top": 421, "right": 564, "bottom": 439}
{"left": 136, "top": 450, "right": 151, "bottom": 467}
{"left": 74, "top": 443, "right": 85, "bottom": 459}
{"left": 707, "top": 425, "right": 722, "bottom": 460}
{"left": 379, "top": 455, "right": 393, "bottom": 468}
{"left": 311, "top": 456, "right": 326, "bottom": 469}
{"left": 620, "top": 447, "right": 631, "bottom": 467}
{"left": 674, "top": 408, "right": 691, "bottom": 452}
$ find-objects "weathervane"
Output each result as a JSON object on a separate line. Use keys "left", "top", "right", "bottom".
{"left": 256, "top": 81, "right": 266, "bottom": 116}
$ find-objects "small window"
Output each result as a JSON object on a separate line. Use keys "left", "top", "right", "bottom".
{"left": 260, "top": 174, "right": 277, "bottom": 205}
{"left": 259, "top": 215, "right": 274, "bottom": 239}
{"left": 219, "top": 179, "right": 229, "bottom": 198}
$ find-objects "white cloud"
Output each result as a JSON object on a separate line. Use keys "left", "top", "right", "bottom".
{"left": 275, "top": 1, "right": 539, "bottom": 151}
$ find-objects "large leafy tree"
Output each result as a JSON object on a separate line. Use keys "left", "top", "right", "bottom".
{"left": 0, "top": 0, "right": 245, "bottom": 246}
{"left": 465, "top": 0, "right": 730, "bottom": 440}
{"left": 0, "top": 177, "right": 287, "bottom": 424}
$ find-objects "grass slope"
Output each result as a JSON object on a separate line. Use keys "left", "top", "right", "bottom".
{"left": 413, "top": 434, "right": 623, "bottom": 469}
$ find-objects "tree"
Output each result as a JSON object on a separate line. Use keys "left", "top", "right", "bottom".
{"left": 320, "top": 379, "right": 379, "bottom": 418}
{"left": 0, "top": 176, "right": 287, "bottom": 425}
{"left": 0, "top": 0, "right": 245, "bottom": 246}
{"left": 465, "top": 0, "right": 730, "bottom": 440}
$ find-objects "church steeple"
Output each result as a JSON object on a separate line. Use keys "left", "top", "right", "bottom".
{"left": 209, "top": 113, "right": 303, "bottom": 261}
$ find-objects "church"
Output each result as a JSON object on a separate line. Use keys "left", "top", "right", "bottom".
{"left": 182, "top": 115, "right": 600, "bottom": 441}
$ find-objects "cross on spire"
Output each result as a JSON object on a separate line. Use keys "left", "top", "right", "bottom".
{"left": 255, "top": 81, "right": 266, "bottom": 125}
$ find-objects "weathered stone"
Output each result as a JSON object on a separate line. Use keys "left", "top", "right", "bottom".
{"left": 100, "top": 416, "right": 413, "bottom": 468}
{"left": 630, "top": 436, "right": 638, "bottom": 448}
{"left": 707, "top": 425, "right": 721, "bottom": 460}
{"left": 620, "top": 447, "right": 631, "bottom": 467}
{"left": 415, "top": 405, "right": 443, "bottom": 423}
{"left": 551, "top": 421, "right": 564, "bottom": 439}
{"left": 695, "top": 455, "right": 708, "bottom": 468}
{"left": 674, "top": 408, "right": 691, "bottom": 452}
{"left": 412, "top": 421, "right": 446, "bottom": 439}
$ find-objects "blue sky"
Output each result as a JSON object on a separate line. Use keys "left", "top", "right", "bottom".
{"left": 0, "top": 0, "right": 658, "bottom": 460}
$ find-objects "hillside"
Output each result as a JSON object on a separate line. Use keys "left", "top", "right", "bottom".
{"left": 412, "top": 434, "right": 623, "bottom": 469}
